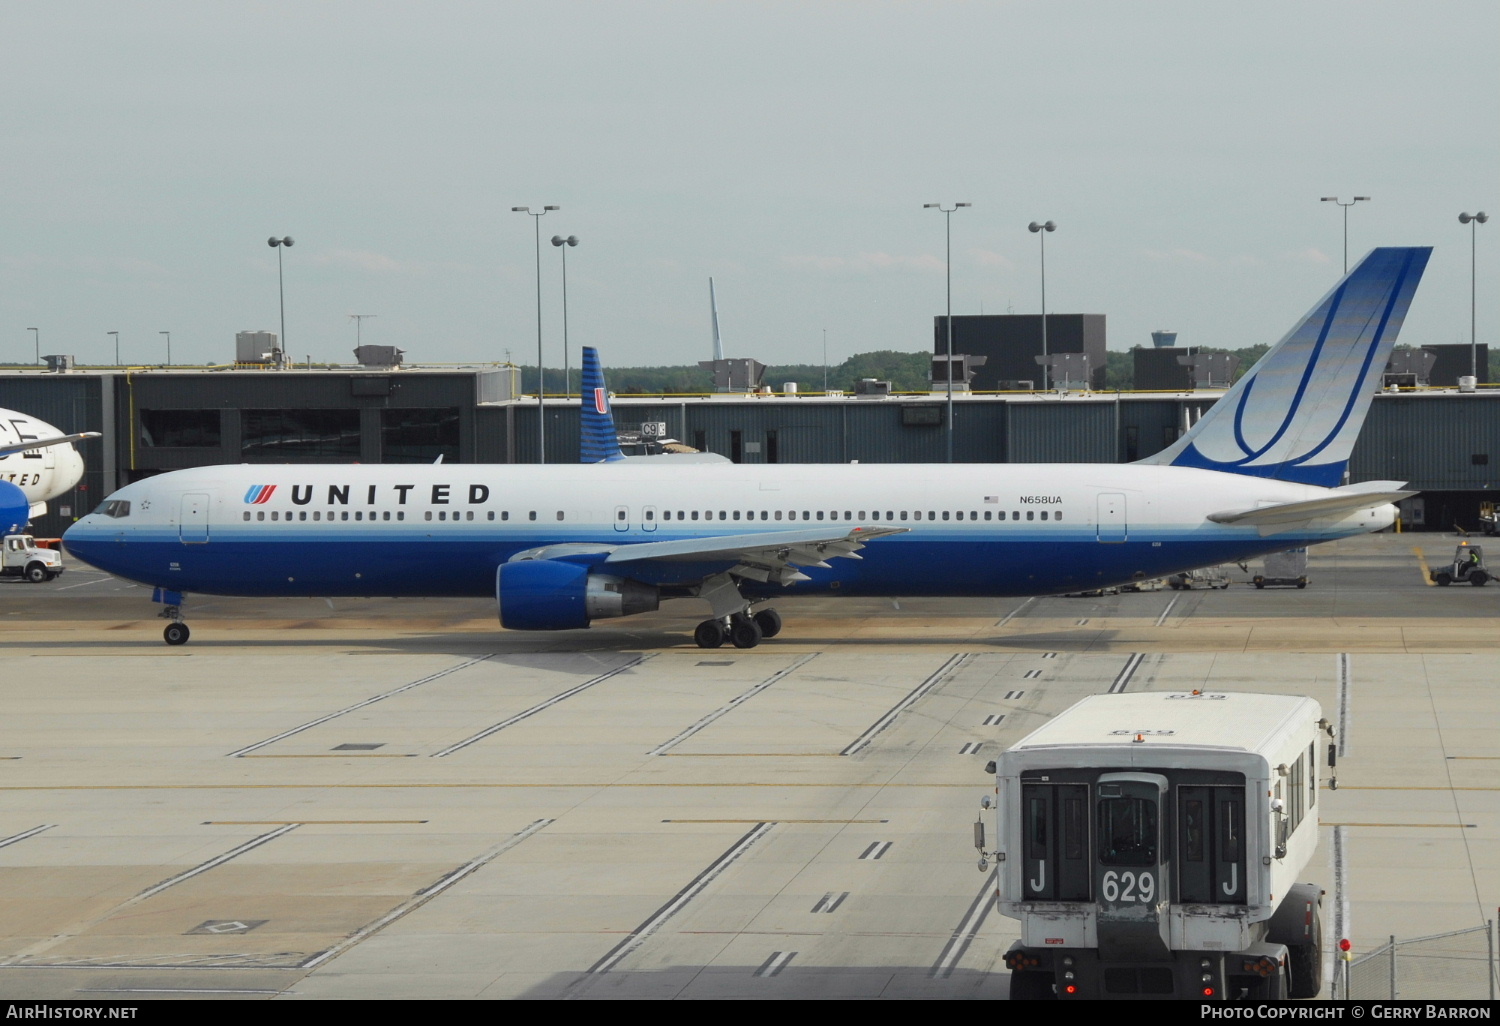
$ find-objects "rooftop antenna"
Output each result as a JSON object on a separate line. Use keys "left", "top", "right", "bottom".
{"left": 709, "top": 277, "right": 725, "bottom": 360}
{"left": 349, "top": 313, "right": 378, "bottom": 347}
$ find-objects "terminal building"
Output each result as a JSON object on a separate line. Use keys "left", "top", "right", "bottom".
{"left": 1, "top": 365, "right": 1497, "bottom": 538}
{"left": 0, "top": 326, "right": 1495, "bottom": 537}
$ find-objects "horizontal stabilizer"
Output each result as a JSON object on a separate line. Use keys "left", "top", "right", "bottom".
{"left": 0, "top": 432, "right": 100, "bottom": 459}
{"left": 1208, "top": 484, "right": 1415, "bottom": 526}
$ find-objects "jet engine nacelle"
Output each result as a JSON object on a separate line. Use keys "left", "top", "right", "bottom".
{"left": 496, "top": 559, "right": 659, "bottom": 631}
{"left": 0, "top": 480, "right": 29, "bottom": 535}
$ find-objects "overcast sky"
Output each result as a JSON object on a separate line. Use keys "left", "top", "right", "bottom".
{"left": 2, "top": 1, "right": 1495, "bottom": 372}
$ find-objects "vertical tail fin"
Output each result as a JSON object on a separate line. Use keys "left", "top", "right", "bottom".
{"left": 709, "top": 277, "right": 725, "bottom": 361}
{"left": 579, "top": 346, "right": 625, "bottom": 463}
{"left": 1140, "top": 246, "right": 1430, "bottom": 486}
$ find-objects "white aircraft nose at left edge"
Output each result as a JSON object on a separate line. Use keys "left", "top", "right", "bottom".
{"left": 0, "top": 409, "right": 100, "bottom": 519}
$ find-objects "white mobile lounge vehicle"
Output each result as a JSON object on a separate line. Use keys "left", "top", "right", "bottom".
{"left": 977, "top": 691, "right": 1333, "bottom": 1000}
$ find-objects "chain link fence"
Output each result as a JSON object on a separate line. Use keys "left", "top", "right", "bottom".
{"left": 1341, "top": 923, "right": 1497, "bottom": 1000}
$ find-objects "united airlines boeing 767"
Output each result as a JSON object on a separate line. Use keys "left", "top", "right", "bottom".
{"left": 64, "top": 247, "right": 1429, "bottom": 647}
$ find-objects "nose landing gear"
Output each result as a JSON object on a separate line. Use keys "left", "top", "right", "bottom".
{"left": 154, "top": 588, "right": 191, "bottom": 646}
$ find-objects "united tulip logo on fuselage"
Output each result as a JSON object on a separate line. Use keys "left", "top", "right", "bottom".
{"left": 244, "top": 485, "right": 277, "bottom": 504}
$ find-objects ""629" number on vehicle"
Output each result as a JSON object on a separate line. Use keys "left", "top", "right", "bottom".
{"left": 1101, "top": 870, "right": 1155, "bottom": 903}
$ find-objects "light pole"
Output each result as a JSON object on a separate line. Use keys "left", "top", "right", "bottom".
{"left": 924, "top": 201, "right": 971, "bottom": 462}
{"left": 1460, "top": 211, "right": 1489, "bottom": 379}
{"left": 107, "top": 331, "right": 119, "bottom": 366}
{"left": 1320, "top": 197, "right": 1370, "bottom": 274}
{"left": 268, "top": 236, "right": 294, "bottom": 354}
{"left": 1028, "top": 220, "right": 1057, "bottom": 388}
{"left": 513, "top": 205, "right": 558, "bottom": 463}
{"left": 551, "top": 234, "right": 578, "bottom": 400}
{"left": 160, "top": 331, "right": 171, "bottom": 367}
{"left": 26, "top": 328, "right": 38, "bottom": 365}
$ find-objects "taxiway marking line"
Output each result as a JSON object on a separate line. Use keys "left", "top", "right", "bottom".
{"left": 1411, "top": 546, "right": 1436, "bottom": 586}
{"left": 661, "top": 818, "right": 888, "bottom": 824}
{"left": 995, "top": 598, "right": 1035, "bottom": 627}
{"left": 1108, "top": 652, "right": 1146, "bottom": 693}
{"left": 841, "top": 653, "right": 970, "bottom": 756}
{"left": 299, "top": 818, "right": 552, "bottom": 970}
{"left": 433, "top": 654, "right": 651, "bottom": 757}
{"left": 240, "top": 754, "right": 417, "bottom": 758}
{"left": 132, "top": 824, "right": 300, "bottom": 902}
{"left": 0, "top": 824, "right": 54, "bottom": 849}
{"left": 227, "top": 653, "right": 495, "bottom": 757}
{"left": 648, "top": 653, "right": 818, "bottom": 755}
{"left": 1153, "top": 596, "right": 1179, "bottom": 627}
{"left": 658, "top": 752, "right": 841, "bottom": 757}
{"left": 203, "top": 820, "right": 429, "bottom": 825}
{"left": 931, "top": 868, "right": 998, "bottom": 978}
{"left": 587, "top": 821, "right": 772, "bottom": 974}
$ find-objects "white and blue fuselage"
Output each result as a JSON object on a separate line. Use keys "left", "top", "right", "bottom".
{"left": 62, "top": 461, "right": 1391, "bottom": 600}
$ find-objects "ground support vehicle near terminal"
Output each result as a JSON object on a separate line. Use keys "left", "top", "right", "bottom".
{"left": 974, "top": 691, "right": 1334, "bottom": 1000}
{"left": 1253, "top": 548, "right": 1309, "bottom": 589}
{"left": 1430, "top": 542, "right": 1488, "bottom": 587}
{"left": 0, "top": 534, "right": 63, "bottom": 582}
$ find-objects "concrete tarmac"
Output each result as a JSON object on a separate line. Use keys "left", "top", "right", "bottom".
{"left": 0, "top": 532, "right": 1494, "bottom": 1000}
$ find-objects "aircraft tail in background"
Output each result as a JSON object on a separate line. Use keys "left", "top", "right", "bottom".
{"left": 1140, "top": 246, "right": 1431, "bottom": 487}
{"left": 579, "top": 346, "right": 625, "bottom": 464}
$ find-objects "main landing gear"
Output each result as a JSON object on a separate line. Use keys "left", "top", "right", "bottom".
{"left": 694, "top": 608, "right": 782, "bottom": 649}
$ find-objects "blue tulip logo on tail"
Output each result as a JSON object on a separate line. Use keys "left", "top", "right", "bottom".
{"left": 0, "top": 480, "right": 28, "bottom": 535}
{"left": 1142, "top": 247, "right": 1431, "bottom": 487}
{"left": 579, "top": 346, "right": 626, "bottom": 463}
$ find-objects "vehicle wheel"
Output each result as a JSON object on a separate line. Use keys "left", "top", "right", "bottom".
{"left": 694, "top": 619, "right": 726, "bottom": 649}
{"left": 1287, "top": 908, "right": 1323, "bottom": 999}
{"left": 163, "top": 622, "right": 190, "bottom": 646}
{"left": 1296, "top": 581, "right": 1307, "bottom": 589}
{"left": 1255, "top": 580, "right": 1265, "bottom": 589}
{"left": 1008, "top": 970, "right": 1055, "bottom": 1000}
{"left": 1470, "top": 571, "right": 1488, "bottom": 586}
{"left": 752, "top": 608, "right": 782, "bottom": 638}
{"left": 1436, "top": 572, "right": 1452, "bottom": 586}
{"left": 24, "top": 563, "right": 48, "bottom": 584}
{"left": 729, "top": 615, "right": 763, "bottom": 649}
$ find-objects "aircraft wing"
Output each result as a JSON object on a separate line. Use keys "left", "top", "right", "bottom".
{"left": 604, "top": 525, "right": 909, "bottom": 584}
{"left": 0, "top": 432, "right": 101, "bottom": 458}
{"left": 1208, "top": 482, "right": 1415, "bottom": 526}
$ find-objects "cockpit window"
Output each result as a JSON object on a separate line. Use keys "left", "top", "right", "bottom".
{"left": 100, "top": 500, "right": 131, "bottom": 518}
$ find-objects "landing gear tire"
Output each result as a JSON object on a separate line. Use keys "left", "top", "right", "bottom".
{"left": 24, "top": 563, "right": 48, "bottom": 584}
{"left": 694, "top": 619, "right": 726, "bottom": 649}
{"left": 752, "top": 608, "right": 782, "bottom": 639}
{"left": 729, "top": 614, "right": 763, "bottom": 649}
{"left": 163, "top": 622, "right": 191, "bottom": 646}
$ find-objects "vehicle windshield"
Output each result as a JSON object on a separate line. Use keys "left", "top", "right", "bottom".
{"left": 1098, "top": 795, "right": 1158, "bottom": 867}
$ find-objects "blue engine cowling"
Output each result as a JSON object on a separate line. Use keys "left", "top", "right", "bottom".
{"left": 0, "top": 481, "right": 29, "bottom": 535}
{"left": 496, "top": 559, "right": 659, "bottom": 631}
